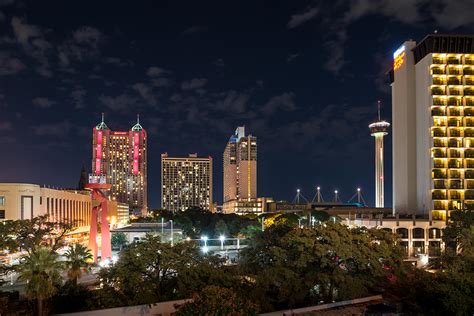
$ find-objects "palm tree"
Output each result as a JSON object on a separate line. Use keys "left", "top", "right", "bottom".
{"left": 17, "top": 247, "right": 63, "bottom": 316}
{"left": 64, "top": 244, "right": 93, "bottom": 286}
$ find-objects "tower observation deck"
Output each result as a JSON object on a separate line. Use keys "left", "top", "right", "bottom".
{"left": 369, "top": 101, "right": 390, "bottom": 208}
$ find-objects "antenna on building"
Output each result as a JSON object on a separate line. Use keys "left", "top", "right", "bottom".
{"left": 377, "top": 100, "right": 381, "bottom": 121}
{"left": 311, "top": 186, "right": 325, "bottom": 203}
{"left": 137, "top": 114, "right": 140, "bottom": 124}
{"left": 101, "top": 112, "right": 105, "bottom": 123}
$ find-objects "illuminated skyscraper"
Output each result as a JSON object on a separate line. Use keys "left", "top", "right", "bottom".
{"left": 369, "top": 101, "right": 390, "bottom": 208}
{"left": 391, "top": 34, "right": 474, "bottom": 220}
{"left": 161, "top": 153, "right": 213, "bottom": 212}
{"left": 91, "top": 114, "right": 147, "bottom": 214}
{"left": 223, "top": 127, "right": 257, "bottom": 212}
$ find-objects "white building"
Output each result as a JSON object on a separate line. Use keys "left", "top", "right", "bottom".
{"left": 391, "top": 34, "right": 474, "bottom": 220}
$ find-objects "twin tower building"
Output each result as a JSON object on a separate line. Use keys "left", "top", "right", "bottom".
{"left": 91, "top": 116, "right": 257, "bottom": 214}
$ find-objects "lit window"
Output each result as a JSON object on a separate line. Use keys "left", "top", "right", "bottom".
{"left": 0, "top": 196, "right": 5, "bottom": 206}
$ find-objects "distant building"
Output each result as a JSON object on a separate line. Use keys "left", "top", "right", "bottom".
{"left": 223, "top": 127, "right": 257, "bottom": 212}
{"left": 161, "top": 153, "right": 213, "bottom": 212}
{"left": 222, "top": 197, "right": 272, "bottom": 215}
{"left": 91, "top": 114, "right": 147, "bottom": 214}
{"left": 77, "top": 164, "right": 88, "bottom": 190}
{"left": 390, "top": 34, "right": 474, "bottom": 220}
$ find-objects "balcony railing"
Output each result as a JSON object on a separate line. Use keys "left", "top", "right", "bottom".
{"left": 465, "top": 129, "right": 474, "bottom": 137}
{"left": 448, "top": 119, "right": 462, "bottom": 127}
{"left": 433, "top": 180, "right": 447, "bottom": 189}
{"left": 448, "top": 67, "right": 462, "bottom": 75}
{"left": 449, "top": 180, "right": 463, "bottom": 189}
{"left": 432, "top": 170, "right": 447, "bottom": 179}
{"left": 449, "top": 88, "right": 462, "bottom": 95}
{"left": 465, "top": 78, "right": 474, "bottom": 85}
{"left": 448, "top": 159, "right": 462, "bottom": 168}
{"left": 432, "top": 192, "right": 446, "bottom": 200}
{"left": 448, "top": 149, "right": 462, "bottom": 158}
{"left": 448, "top": 108, "right": 461, "bottom": 116}
{"left": 465, "top": 149, "right": 474, "bottom": 158}
{"left": 432, "top": 57, "right": 445, "bottom": 64}
{"left": 447, "top": 78, "right": 461, "bottom": 85}
{"left": 448, "top": 129, "right": 461, "bottom": 137}
{"left": 464, "top": 68, "right": 474, "bottom": 75}
{"left": 447, "top": 58, "right": 461, "bottom": 64}
{"left": 433, "top": 149, "right": 447, "bottom": 158}
{"left": 447, "top": 98, "right": 462, "bottom": 106}
{"left": 465, "top": 119, "right": 474, "bottom": 127}
{"left": 432, "top": 67, "right": 445, "bottom": 75}
{"left": 465, "top": 108, "right": 474, "bottom": 116}
{"left": 432, "top": 87, "right": 446, "bottom": 95}
{"left": 466, "top": 59, "right": 474, "bottom": 65}
{"left": 466, "top": 89, "right": 474, "bottom": 96}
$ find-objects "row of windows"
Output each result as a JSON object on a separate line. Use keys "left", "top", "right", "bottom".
{"left": 384, "top": 227, "right": 442, "bottom": 239}
{"left": 45, "top": 197, "right": 91, "bottom": 226}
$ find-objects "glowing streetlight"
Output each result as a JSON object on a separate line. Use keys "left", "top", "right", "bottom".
{"left": 219, "top": 235, "right": 225, "bottom": 250}
{"left": 201, "top": 235, "right": 208, "bottom": 247}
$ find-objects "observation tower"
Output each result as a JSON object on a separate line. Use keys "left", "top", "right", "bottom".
{"left": 369, "top": 101, "right": 390, "bottom": 208}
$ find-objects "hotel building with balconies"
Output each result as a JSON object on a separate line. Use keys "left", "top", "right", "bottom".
{"left": 161, "top": 153, "right": 213, "bottom": 212}
{"left": 391, "top": 34, "right": 474, "bottom": 220}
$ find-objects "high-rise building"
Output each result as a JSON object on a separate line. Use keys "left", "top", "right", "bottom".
{"left": 391, "top": 34, "right": 474, "bottom": 220}
{"left": 369, "top": 101, "right": 390, "bottom": 208}
{"left": 223, "top": 126, "right": 257, "bottom": 203}
{"left": 161, "top": 153, "right": 213, "bottom": 212}
{"left": 91, "top": 115, "right": 147, "bottom": 214}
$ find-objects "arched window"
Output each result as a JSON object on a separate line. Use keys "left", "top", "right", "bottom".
{"left": 396, "top": 228, "right": 409, "bottom": 238}
{"left": 413, "top": 228, "right": 425, "bottom": 239}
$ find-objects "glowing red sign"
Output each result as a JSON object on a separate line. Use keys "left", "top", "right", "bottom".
{"left": 95, "top": 131, "right": 102, "bottom": 174}
{"left": 133, "top": 132, "right": 139, "bottom": 175}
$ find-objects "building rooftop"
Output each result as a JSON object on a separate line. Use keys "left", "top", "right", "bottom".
{"left": 413, "top": 34, "right": 474, "bottom": 64}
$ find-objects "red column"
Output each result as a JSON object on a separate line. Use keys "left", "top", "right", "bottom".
{"left": 88, "top": 206, "right": 99, "bottom": 263}
{"left": 100, "top": 200, "right": 112, "bottom": 260}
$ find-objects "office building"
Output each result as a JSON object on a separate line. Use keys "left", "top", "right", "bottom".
{"left": 161, "top": 153, "right": 213, "bottom": 212}
{"left": 223, "top": 127, "right": 257, "bottom": 203}
{"left": 391, "top": 34, "right": 474, "bottom": 220}
{"left": 91, "top": 115, "right": 147, "bottom": 214}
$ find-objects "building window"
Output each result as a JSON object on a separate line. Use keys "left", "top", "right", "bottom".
{"left": 0, "top": 210, "right": 4, "bottom": 219}
{"left": 0, "top": 196, "right": 5, "bottom": 206}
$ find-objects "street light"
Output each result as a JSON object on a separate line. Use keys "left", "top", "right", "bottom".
{"left": 201, "top": 235, "right": 208, "bottom": 247}
{"left": 219, "top": 235, "right": 225, "bottom": 250}
{"left": 170, "top": 220, "right": 174, "bottom": 246}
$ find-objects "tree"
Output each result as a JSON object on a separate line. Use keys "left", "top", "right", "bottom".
{"left": 214, "top": 219, "right": 230, "bottom": 237}
{"left": 98, "top": 235, "right": 231, "bottom": 306}
{"left": 16, "top": 247, "right": 63, "bottom": 316}
{"left": 176, "top": 285, "right": 259, "bottom": 316}
{"left": 240, "top": 222, "right": 404, "bottom": 311}
{"left": 0, "top": 215, "right": 72, "bottom": 254}
{"left": 64, "top": 244, "right": 93, "bottom": 286}
{"left": 111, "top": 232, "right": 128, "bottom": 250}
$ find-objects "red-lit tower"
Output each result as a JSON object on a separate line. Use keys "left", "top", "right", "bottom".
{"left": 91, "top": 114, "right": 147, "bottom": 214}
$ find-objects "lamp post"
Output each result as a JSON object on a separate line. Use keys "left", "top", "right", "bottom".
{"left": 219, "top": 235, "right": 225, "bottom": 250}
{"left": 161, "top": 217, "right": 164, "bottom": 236}
{"left": 201, "top": 236, "right": 208, "bottom": 253}
{"left": 170, "top": 220, "right": 174, "bottom": 246}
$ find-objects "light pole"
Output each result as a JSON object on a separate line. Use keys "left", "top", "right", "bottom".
{"left": 170, "top": 220, "right": 174, "bottom": 246}
{"left": 161, "top": 217, "right": 164, "bottom": 236}
{"left": 201, "top": 235, "right": 208, "bottom": 253}
{"left": 219, "top": 235, "right": 225, "bottom": 250}
{"left": 298, "top": 218, "right": 302, "bottom": 228}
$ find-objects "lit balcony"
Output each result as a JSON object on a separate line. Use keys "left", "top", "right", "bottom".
{"left": 465, "top": 170, "right": 474, "bottom": 179}
{"left": 433, "top": 200, "right": 447, "bottom": 211}
{"left": 432, "top": 148, "right": 447, "bottom": 158}
{"left": 432, "top": 86, "right": 446, "bottom": 95}
{"left": 448, "top": 170, "right": 462, "bottom": 179}
{"left": 432, "top": 96, "right": 447, "bottom": 106}
{"left": 432, "top": 169, "right": 447, "bottom": 179}
{"left": 433, "top": 117, "right": 447, "bottom": 127}
{"left": 449, "top": 179, "right": 463, "bottom": 189}
{"left": 448, "top": 66, "right": 462, "bottom": 75}
{"left": 465, "top": 149, "right": 474, "bottom": 158}
{"left": 432, "top": 76, "right": 446, "bottom": 85}
{"left": 465, "top": 118, "right": 474, "bottom": 127}
{"left": 464, "top": 67, "right": 474, "bottom": 75}
{"left": 432, "top": 127, "right": 446, "bottom": 137}
{"left": 431, "top": 107, "right": 446, "bottom": 116}
{"left": 448, "top": 107, "right": 461, "bottom": 116}
{"left": 432, "top": 190, "right": 446, "bottom": 200}
{"left": 448, "top": 128, "right": 462, "bottom": 137}
{"left": 448, "top": 158, "right": 462, "bottom": 168}
{"left": 465, "top": 128, "right": 474, "bottom": 137}
{"left": 466, "top": 160, "right": 474, "bottom": 168}
{"left": 434, "top": 159, "right": 447, "bottom": 168}
{"left": 465, "top": 57, "right": 474, "bottom": 65}
{"left": 448, "top": 118, "right": 462, "bottom": 127}
{"left": 448, "top": 139, "right": 462, "bottom": 148}
{"left": 432, "top": 56, "right": 445, "bottom": 64}
{"left": 448, "top": 87, "right": 462, "bottom": 95}
{"left": 465, "top": 77, "right": 474, "bottom": 86}
{"left": 447, "top": 97, "right": 462, "bottom": 106}
{"left": 434, "top": 179, "right": 447, "bottom": 189}
{"left": 466, "top": 190, "right": 474, "bottom": 200}
{"left": 465, "top": 88, "right": 474, "bottom": 96}
{"left": 448, "top": 148, "right": 462, "bottom": 158}
{"left": 447, "top": 57, "right": 461, "bottom": 64}
{"left": 431, "top": 66, "right": 445, "bottom": 75}
{"left": 464, "top": 107, "right": 474, "bottom": 116}
{"left": 466, "top": 97, "right": 474, "bottom": 106}
{"left": 447, "top": 76, "right": 462, "bottom": 85}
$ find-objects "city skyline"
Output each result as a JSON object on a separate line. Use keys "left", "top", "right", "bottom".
{"left": 1, "top": 1, "right": 474, "bottom": 208}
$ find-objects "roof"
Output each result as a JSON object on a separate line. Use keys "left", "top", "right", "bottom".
{"left": 413, "top": 34, "right": 474, "bottom": 64}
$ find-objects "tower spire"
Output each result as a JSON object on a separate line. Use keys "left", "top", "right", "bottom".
{"left": 96, "top": 112, "right": 108, "bottom": 130}
{"left": 377, "top": 100, "right": 381, "bottom": 121}
{"left": 102, "top": 112, "right": 105, "bottom": 123}
{"left": 137, "top": 114, "right": 140, "bottom": 125}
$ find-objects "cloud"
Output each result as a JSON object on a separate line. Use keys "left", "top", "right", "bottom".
{"left": 181, "top": 78, "right": 208, "bottom": 91}
{"left": 0, "top": 52, "right": 25, "bottom": 75}
{"left": 219, "top": 91, "right": 249, "bottom": 114}
{"left": 73, "top": 26, "right": 102, "bottom": 45}
{"left": 104, "top": 57, "right": 133, "bottom": 67}
{"left": 261, "top": 92, "right": 296, "bottom": 115}
{"left": 132, "top": 83, "right": 157, "bottom": 106}
{"left": 287, "top": 7, "right": 319, "bottom": 29}
{"left": 11, "top": 16, "right": 42, "bottom": 46}
{"left": 32, "top": 120, "right": 71, "bottom": 137}
{"left": 99, "top": 93, "right": 138, "bottom": 112}
{"left": 430, "top": 0, "right": 474, "bottom": 29}
{"left": 151, "top": 77, "right": 173, "bottom": 87}
{"left": 71, "top": 87, "right": 86, "bottom": 109}
{"left": 0, "top": 121, "right": 11, "bottom": 131}
{"left": 287, "top": 53, "right": 299, "bottom": 63}
{"left": 213, "top": 58, "right": 225, "bottom": 67}
{"left": 32, "top": 97, "right": 55, "bottom": 108}
{"left": 147, "top": 66, "right": 167, "bottom": 77}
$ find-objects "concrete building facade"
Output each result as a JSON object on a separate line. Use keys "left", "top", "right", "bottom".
{"left": 391, "top": 34, "right": 474, "bottom": 220}
{"left": 161, "top": 153, "right": 213, "bottom": 212}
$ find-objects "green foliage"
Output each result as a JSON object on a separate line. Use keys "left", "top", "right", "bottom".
{"left": 176, "top": 285, "right": 259, "bottom": 316}
{"left": 0, "top": 215, "right": 72, "bottom": 254}
{"left": 16, "top": 247, "right": 63, "bottom": 316}
{"left": 240, "top": 222, "right": 404, "bottom": 311}
{"left": 64, "top": 244, "right": 93, "bottom": 285}
{"left": 214, "top": 219, "right": 230, "bottom": 237}
{"left": 97, "top": 235, "right": 234, "bottom": 307}
{"left": 111, "top": 232, "right": 128, "bottom": 250}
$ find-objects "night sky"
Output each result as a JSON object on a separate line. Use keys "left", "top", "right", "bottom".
{"left": 1, "top": 1, "right": 473, "bottom": 208}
